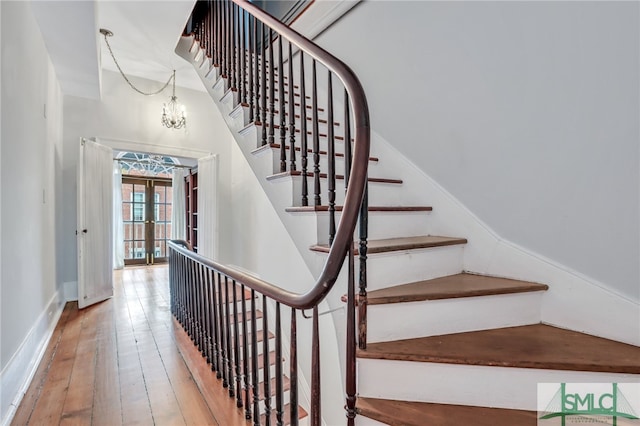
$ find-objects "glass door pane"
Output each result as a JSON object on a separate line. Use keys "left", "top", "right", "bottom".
{"left": 153, "top": 182, "right": 171, "bottom": 263}
{"left": 122, "top": 181, "right": 148, "bottom": 265}
{"left": 121, "top": 177, "right": 172, "bottom": 266}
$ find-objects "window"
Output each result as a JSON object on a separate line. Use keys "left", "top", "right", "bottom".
{"left": 133, "top": 192, "right": 145, "bottom": 221}
{"left": 122, "top": 177, "right": 172, "bottom": 265}
{"left": 154, "top": 193, "right": 160, "bottom": 221}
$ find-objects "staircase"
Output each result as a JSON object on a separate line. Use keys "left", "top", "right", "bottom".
{"left": 174, "top": 1, "right": 640, "bottom": 425}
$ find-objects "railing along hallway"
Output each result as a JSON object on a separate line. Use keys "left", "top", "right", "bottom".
{"left": 171, "top": 0, "right": 370, "bottom": 425}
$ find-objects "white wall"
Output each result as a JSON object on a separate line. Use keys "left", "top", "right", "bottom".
{"left": 316, "top": 1, "right": 640, "bottom": 302}
{"left": 0, "top": 1, "right": 65, "bottom": 422}
{"left": 61, "top": 69, "right": 236, "bottom": 291}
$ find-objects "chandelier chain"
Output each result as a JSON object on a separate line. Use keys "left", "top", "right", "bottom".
{"left": 102, "top": 32, "right": 174, "bottom": 96}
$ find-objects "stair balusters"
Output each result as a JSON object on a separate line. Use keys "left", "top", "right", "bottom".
{"left": 279, "top": 36, "right": 286, "bottom": 172}
{"left": 288, "top": 43, "right": 296, "bottom": 172}
{"left": 299, "top": 53, "right": 309, "bottom": 206}
{"left": 311, "top": 60, "right": 321, "bottom": 206}
{"left": 268, "top": 29, "right": 275, "bottom": 146}
{"left": 178, "top": 0, "right": 371, "bottom": 424}
{"left": 241, "top": 284, "right": 252, "bottom": 419}
{"left": 260, "top": 22, "right": 267, "bottom": 146}
{"left": 327, "top": 73, "right": 336, "bottom": 246}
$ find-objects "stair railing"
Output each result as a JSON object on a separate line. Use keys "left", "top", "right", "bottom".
{"left": 173, "top": 0, "right": 371, "bottom": 424}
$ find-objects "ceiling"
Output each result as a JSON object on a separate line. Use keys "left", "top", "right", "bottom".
{"left": 32, "top": 0, "right": 206, "bottom": 100}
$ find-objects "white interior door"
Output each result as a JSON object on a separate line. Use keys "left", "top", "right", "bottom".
{"left": 77, "top": 138, "right": 114, "bottom": 309}
{"left": 197, "top": 154, "right": 218, "bottom": 259}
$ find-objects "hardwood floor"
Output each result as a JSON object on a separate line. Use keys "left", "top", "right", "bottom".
{"left": 12, "top": 265, "right": 249, "bottom": 426}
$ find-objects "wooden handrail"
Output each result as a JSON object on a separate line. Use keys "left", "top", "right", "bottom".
{"left": 174, "top": 1, "right": 370, "bottom": 424}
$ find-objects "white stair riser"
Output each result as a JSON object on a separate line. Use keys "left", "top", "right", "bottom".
{"left": 355, "top": 417, "right": 388, "bottom": 426}
{"left": 223, "top": 336, "right": 269, "bottom": 357}
{"left": 226, "top": 316, "right": 264, "bottom": 334}
{"left": 365, "top": 245, "right": 465, "bottom": 291}
{"left": 285, "top": 209, "right": 431, "bottom": 246}
{"left": 268, "top": 176, "right": 403, "bottom": 207}
{"left": 367, "top": 292, "right": 544, "bottom": 343}
{"left": 249, "top": 104, "right": 330, "bottom": 128}
{"left": 257, "top": 390, "right": 292, "bottom": 414}
{"left": 222, "top": 359, "right": 280, "bottom": 383}
{"left": 358, "top": 359, "right": 640, "bottom": 411}
{"left": 257, "top": 363, "right": 280, "bottom": 384}
{"left": 317, "top": 210, "right": 431, "bottom": 245}
{"left": 250, "top": 123, "right": 349, "bottom": 155}
{"left": 260, "top": 145, "right": 378, "bottom": 178}
{"left": 185, "top": 44, "right": 335, "bottom": 131}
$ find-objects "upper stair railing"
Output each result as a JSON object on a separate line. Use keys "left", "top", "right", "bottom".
{"left": 172, "top": 1, "right": 370, "bottom": 425}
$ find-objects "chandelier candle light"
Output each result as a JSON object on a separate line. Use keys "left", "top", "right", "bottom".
{"left": 162, "top": 71, "right": 187, "bottom": 129}
{"left": 100, "top": 28, "right": 187, "bottom": 130}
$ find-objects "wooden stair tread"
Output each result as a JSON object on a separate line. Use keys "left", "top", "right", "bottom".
{"left": 367, "top": 273, "right": 548, "bottom": 305}
{"left": 286, "top": 206, "right": 431, "bottom": 213}
{"left": 267, "top": 170, "right": 402, "bottom": 184}
{"left": 358, "top": 324, "right": 640, "bottom": 374}
{"left": 257, "top": 376, "right": 291, "bottom": 401}
{"left": 311, "top": 235, "right": 467, "bottom": 255}
{"left": 357, "top": 397, "right": 537, "bottom": 426}
{"left": 235, "top": 330, "right": 275, "bottom": 344}
{"left": 252, "top": 143, "right": 378, "bottom": 162}
{"left": 231, "top": 309, "right": 263, "bottom": 323}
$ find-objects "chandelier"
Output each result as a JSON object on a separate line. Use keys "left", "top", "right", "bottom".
{"left": 100, "top": 28, "right": 187, "bottom": 130}
{"left": 162, "top": 71, "right": 187, "bottom": 129}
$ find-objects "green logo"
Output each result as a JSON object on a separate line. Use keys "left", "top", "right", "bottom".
{"left": 539, "top": 383, "right": 639, "bottom": 425}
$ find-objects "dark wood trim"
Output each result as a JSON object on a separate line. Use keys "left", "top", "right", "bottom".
{"left": 289, "top": 0, "right": 315, "bottom": 26}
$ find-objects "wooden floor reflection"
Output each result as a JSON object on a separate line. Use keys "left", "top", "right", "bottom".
{"left": 12, "top": 265, "right": 248, "bottom": 426}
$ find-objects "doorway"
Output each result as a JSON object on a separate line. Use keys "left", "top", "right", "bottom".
{"left": 121, "top": 177, "right": 173, "bottom": 265}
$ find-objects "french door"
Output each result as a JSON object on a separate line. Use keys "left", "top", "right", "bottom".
{"left": 122, "top": 177, "right": 173, "bottom": 265}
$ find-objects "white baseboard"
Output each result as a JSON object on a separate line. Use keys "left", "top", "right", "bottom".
{"left": 0, "top": 290, "right": 65, "bottom": 426}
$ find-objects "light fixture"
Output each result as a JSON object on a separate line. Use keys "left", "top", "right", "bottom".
{"left": 100, "top": 28, "right": 187, "bottom": 130}
{"left": 162, "top": 71, "right": 187, "bottom": 130}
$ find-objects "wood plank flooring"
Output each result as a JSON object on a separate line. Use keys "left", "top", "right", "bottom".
{"left": 12, "top": 265, "right": 249, "bottom": 426}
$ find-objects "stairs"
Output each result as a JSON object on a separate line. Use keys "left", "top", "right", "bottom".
{"left": 356, "top": 398, "right": 539, "bottom": 426}
{"left": 177, "top": 29, "right": 640, "bottom": 426}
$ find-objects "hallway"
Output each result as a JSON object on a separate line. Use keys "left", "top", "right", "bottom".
{"left": 12, "top": 266, "right": 248, "bottom": 426}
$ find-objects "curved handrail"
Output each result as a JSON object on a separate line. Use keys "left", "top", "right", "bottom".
{"left": 180, "top": 0, "right": 370, "bottom": 311}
